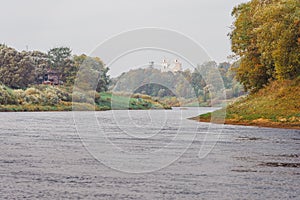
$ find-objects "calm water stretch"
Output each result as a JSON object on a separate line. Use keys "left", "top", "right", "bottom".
{"left": 0, "top": 108, "right": 299, "bottom": 199}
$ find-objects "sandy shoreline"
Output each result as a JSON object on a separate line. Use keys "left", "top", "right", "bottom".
{"left": 191, "top": 117, "right": 300, "bottom": 130}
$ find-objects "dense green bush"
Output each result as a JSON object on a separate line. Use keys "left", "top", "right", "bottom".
{"left": 0, "top": 85, "right": 18, "bottom": 105}
{"left": 1, "top": 85, "right": 72, "bottom": 106}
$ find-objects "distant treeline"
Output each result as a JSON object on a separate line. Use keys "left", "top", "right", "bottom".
{"left": 0, "top": 45, "right": 110, "bottom": 92}
{"left": 110, "top": 61, "right": 244, "bottom": 101}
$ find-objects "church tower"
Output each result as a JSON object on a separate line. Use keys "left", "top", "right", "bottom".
{"left": 161, "top": 59, "right": 169, "bottom": 72}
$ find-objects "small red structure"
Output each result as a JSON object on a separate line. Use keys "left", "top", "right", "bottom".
{"left": 42, "top": 70, "right": 60, "bottom": 85}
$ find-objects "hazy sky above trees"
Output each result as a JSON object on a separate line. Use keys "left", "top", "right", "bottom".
{"left": 1, "top": 0, "right": 248, "bottom": 64}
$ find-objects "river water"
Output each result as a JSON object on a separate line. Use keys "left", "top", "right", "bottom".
{"left": 0, "top": 109, "right": 299, "bottom": 199}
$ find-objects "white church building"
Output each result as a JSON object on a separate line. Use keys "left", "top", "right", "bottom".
{"left": 161, "top": 59, "right": 182, "bottom": 73}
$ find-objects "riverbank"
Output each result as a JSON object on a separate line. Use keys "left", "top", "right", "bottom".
{"left": 192, "top": 78, "right": 300, "bottom": 130}
{"left": 191, "top": 114, "right": 300, "bottom": 130}
{"left": 0, "top": 85, "right": 171, "bottom": 111}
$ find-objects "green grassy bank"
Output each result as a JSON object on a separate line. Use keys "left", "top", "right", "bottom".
{"left": 193, "top": 78, "right": 300, "bottom": 129}
{"left": 0, "top": 85, "right": 171, "bottom": 112}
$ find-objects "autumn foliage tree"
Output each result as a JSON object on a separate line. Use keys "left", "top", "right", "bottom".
{"left": 0, "top": 44, "right": 35, "bottom": 88}
{"left": 74, "top": 54, "right": 110, "bottom": 92}
{"left": 230, "top": 0, "right": 300, "bottom": 92}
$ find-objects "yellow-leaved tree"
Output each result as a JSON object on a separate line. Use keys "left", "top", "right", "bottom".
{"left": 230, "top": 0, "right": 300, "bottom": 92}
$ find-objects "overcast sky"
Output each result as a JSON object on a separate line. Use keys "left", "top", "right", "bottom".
{"left": 1, "top": 0, "right": 248, "bottom": 66}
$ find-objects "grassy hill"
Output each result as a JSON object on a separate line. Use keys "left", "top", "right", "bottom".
{"left": 193, "top": 77, "right": 300, "bottom": 129}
